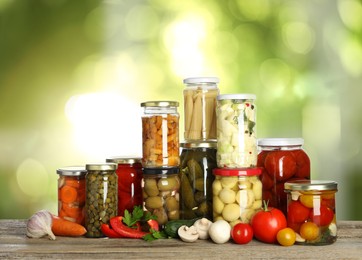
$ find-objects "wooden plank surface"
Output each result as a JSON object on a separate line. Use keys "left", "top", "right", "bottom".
{"left": 0, "top": 220, "right": 361, "bottom": 259}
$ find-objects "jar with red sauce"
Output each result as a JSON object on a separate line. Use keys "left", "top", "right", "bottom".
{"left": 257, "top": 138, "right": 310, "bottom": 216}
{"left": 106, "top": 157, "right": 143, "bottom": 216}
{"left": 284, "top": 180, "right": 338, "bottom": 245}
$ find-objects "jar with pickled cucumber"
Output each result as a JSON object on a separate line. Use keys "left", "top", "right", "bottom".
{"left": 142, "top": 167, "right": 180, "bottom": 226}
{"left": 106, "top": 157, "right": 143, "bottom": 216}
{"left": 141, "top": 101, "right": 180, "bottom": 168}
{"left": 56, "top": 166, "right": 87, "bottom": 225}
{"left": 179, "top": 140, "right": 217, "bottom": 220}
{"left": 216, "top": 94, "right": 257, "bottom": 168}
{"left": 212, "top": 168, "right": 262, "bottom": 227}
{"left": 183, "top": 77, "right": 219, "bottom": 141}
{"left": 257, "top": 138, "right": 310, "bottom": 216}
{"left": 85, "top": 163, "right": 118, "bottom": 238}
{"left": 284, "top": 180, "right": 338, "bottom": 245}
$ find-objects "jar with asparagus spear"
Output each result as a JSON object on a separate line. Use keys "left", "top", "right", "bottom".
{"left": 183, "top": 77, "right": 219, "bottom": 141}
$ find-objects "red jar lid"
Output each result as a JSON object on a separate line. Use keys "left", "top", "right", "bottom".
{"left": 213, "top": 167, "right": 262, "bottom": 177}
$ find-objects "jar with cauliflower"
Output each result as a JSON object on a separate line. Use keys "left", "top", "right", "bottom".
{"left": 216, "top": 94, "right": 257, "bottom": 168}
{"left": 212, "top": 168, "right": 262, "bottom": 227}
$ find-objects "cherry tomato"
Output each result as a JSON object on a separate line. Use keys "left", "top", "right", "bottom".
{"left": 231, "top": 223, "right": 253, "bottom": 244}
{"left": 257, "top": 150, "right": 269, "bottom": 167}
{"left": 265, "top": 151, "right": 297, "bottom": 182}
{"left": 277, "top": 227, "right": 296, "bottom": 246}
{"left": 309, "top": 205, "right": 334, "bottom": 226}
{"left": 300, "top": 222, "right": 319, "bottom": 240}
{"left": 287, "top": 200, "right": 310, "bottom": 223}
{"left": 250, "top": 202, "right": 287, "bottom": 244}
{"left": 291, "top": 149, "right": 310, "bottom": 179}
{"left": 260, "top": 171, "right": 273, "bottom": 190}
{"left": 299, "top": 194, "right": 315, "bottom": 208}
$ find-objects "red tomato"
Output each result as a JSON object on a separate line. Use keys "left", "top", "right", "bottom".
{"left": 309, "top": 205, "right": 334, "bottom": 226}
{"left": 265, "top": 151, "right": 297, "bottom": 182}
{"left": 291, "top": 150, "right": 310, "bottom": 179}
{"left": 287, "top": 201, "right": 310, "bottom": 223}
{"left": 257, "top": 150, "right": 269, "bottom": 167}
{"left": 260, "top": 171, "right": 273, "bottom": 190}
{"left": 231, "top": 223, "right": 253, "bottom": 244}
{"left": 250, "top": 204, "right": 287, "bottom": 244}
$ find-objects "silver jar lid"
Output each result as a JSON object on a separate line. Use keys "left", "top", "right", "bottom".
{"left": 181, "top": 140, "right": 217, "bottom": 149}
{"left": 106, "top": 157, "right": 142, "bottom": 164}
{"left": 183, "top": 77, "right": 220, "bottom": 84}
{"left": 217, "top": 93, "right": 256, "bottom": 101}
{"left": 258, "top": 138, "right": 304, "bottom": 146}
{"left": 140, "top": 101, "right": 179, "bottom": 107}
{"left": 56, "top": 166, "right": 87, "bottom": 176}
{"left": 284, "top": 180, "right": 338, "bottom": 191}
{"left": 86, "top": 163, "right": 117, "bottom": 171}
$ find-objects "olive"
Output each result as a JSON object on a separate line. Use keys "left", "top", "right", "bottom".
{"left": 144, "top": 178, "right": 159, "bottom": 196}
{"left": 145, "top": 196, "right": 163, "bottom": 209}
{"left": 157, "top": 176, "right": 180, "bottom": 191}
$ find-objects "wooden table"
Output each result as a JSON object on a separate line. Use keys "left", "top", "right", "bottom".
{"left": 0, "top": 220, "right": 361, "bottom": 259}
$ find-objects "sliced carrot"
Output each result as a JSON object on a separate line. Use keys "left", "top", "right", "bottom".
{"left": 60, "top": 185, "right": 78, "bottom": 203}
{"left": 51, "top": 215, "right": 86, "bottom": 237}
{"left": 62, "top": 203, "right": 82, "bottom": 219}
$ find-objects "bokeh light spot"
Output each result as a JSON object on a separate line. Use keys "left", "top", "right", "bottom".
{"left": 338, "top": 0, "right": 362, "bottom": 32}
{"left": 16, "top": 158, "right": 49, "bottom": 198}
{"left": 282, "top": 22, "right": 315, "bottom": 54}
{"left": 236, "top": 0, "right": 270, "bottom": 21}
{"left": 84, "top": 6, "right": 105, "bottom": 42}
{"left": 340, "top": 37, "right": 362, "bottom": 76}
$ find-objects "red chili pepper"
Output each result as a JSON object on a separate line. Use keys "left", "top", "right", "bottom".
{"left": 110, "top": 216, "right": 148, "bottom": 239}
{"left": 101, "top": 224, "right": 123, "bottom": 238}
{"left": 147, "top": 219, "right": 159, "bottom": 231}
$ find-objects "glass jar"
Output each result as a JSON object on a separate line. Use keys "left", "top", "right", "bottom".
{"left": 183, "top": 77, "right": 220, "bottom": 141}
{"left": 212, "top": 168, "right": 262, "bottom": 227}
{"left": 56, "top": 166, "right": 87, "bottom": 225}
{"left": 179, "top": 140, "right": 217, "bottom": 220}
{"left": 284, "top": 180, "right": 338, "bottom": 245}
{"left": 85, "top": 163, "right": 118, "bottom": 238}
{"left": 142, "top": 167, "right": 180, "bottom": 226}
{"left": 257, "top": 138, "right": 310, "bottom": 216}
{"left": 106, "top": 157, "right": 143, "bottom": 216}
{"left": 216, "top": 94, "right": 257, "bottom": 168}
{"left": 141, "top": 101, "right": 180, "bottom": 168}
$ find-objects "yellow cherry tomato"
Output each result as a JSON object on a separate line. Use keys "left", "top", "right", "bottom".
{"left": 300, "top": 222, "right": 320, "bottom": 241}
{"left": 277, "top": 228, "right": 296, "bottom": 246}
{"left": 299, "top": 194, "right": 315, "bottom": 208}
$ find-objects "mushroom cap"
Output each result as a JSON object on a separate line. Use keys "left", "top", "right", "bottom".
{"left": 178, "top": 225, "right": 199, "bottom": 243}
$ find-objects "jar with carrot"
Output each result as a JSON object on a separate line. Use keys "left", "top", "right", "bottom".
{"left": 85, "top": 163, "right": 118, "bottom": 238}
{"left": 105, "top": 157, "right": 143, "bottom": 216}
{"left": 141, "top": 101, "right": 180, "bottom": 168}
{"left": 56, "top": 166, "right": 87, "bottom": 225}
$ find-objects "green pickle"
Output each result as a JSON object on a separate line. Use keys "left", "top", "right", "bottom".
{"left": 85, "top": 163, "right": 118, "bottom": 238}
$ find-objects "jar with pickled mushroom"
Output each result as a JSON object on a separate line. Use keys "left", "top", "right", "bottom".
{"left": 106, "top": 157, "right": 143, "bottom": 216}
{"left": 56, "top": 166, "right": 87, "bottom": 225}
{"left": 216, "top": 94, "right": 257, "bottom": 168}
{"left": 284, "top": 180, "right": 338, "bottom": 245}
{"left": 257, "top": 138, "right": 310, "bottom": 216}
{"left": 212, "top": 168, "right": 262, "bottom": 227}
{"left": 142, "top": 167, "right": 180, "bottom": 226}
{"left": 141, "top": 101, "right": 180, "bottom": 168}
{"left": 183, "top": 77, "right": 219, "bottom": 141}
{"left": 179, "top": 140, "right": 217, "bottom": 220}
{"left": 85, "top": 163, "right": 118, "bottom": 238}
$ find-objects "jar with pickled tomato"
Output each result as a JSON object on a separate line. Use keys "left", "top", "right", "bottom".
{"left": 56, "top": 166, "right": 87, "bottom": 225}
{"left": 284, "top": 180, "right": 338, "bottom": 245}
{"left": 183, "top": 77, "right": 219, "bottom": 141}
{"left": 142, "top": 167, "right": 180, "bottom": 226}
{"left": 141, "top": 101, "right": 180, "bottom": 168}
{"left": 257, "top": 138, "right": 310, "bottom": 216}
{"left": 179, "top": 140, "right": 217, "bottom": 220}
{"left": 216, "top": 94, "right": 257, "bottom": 168}
{"left": 106, "top": 157, "right": 143, "bottom": 216}
{"left": 212, "top": 168, "right": 262, "bottom": 227}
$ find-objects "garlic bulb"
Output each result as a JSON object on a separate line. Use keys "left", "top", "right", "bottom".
{"left": 26, "top": 210, "right": 56, "bottom": 240}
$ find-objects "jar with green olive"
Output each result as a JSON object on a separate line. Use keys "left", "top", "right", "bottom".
{"left": 142, "top": 167, "right": 180, "bottom": 226}
{"left": 85, "top": 163, "right": 118, "bottom": 238}
{"left": 179, "top": 140, "right": 217, "bottom": 220}
{"left": 212, "top": 168, "right": 262, "bottom": 228}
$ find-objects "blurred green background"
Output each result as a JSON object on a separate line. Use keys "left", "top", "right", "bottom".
{"left": 1, "top": 0, "right": 361, "bottom": 220}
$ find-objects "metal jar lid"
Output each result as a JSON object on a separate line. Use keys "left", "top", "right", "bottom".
{"left": 140, "top": 101, "right": 179, "bottom": 107}
{"left": 258, "top": 138, "right": 304, "bottom": 147}
{"left": 85, "top": 163, "right": 117, "bottom": 171}
{"left": 217, "top": 93, "right": 256, "bottom": 101}
{"left": 181, "top": 140, "right": 217, "bottom": 149}
{"left": 56, "top": 166, "right": 87, "bottom": 176}
{"left": 284, "top": 180, "right": 338, "bottom": 191}
{"left": 213, "top": 167, "right": 262, "bottom": 177}
{"left": 143, "top": 167, "right": 180, "bottom": 175}
{"left": 183, "top": 77, "right": 220, "bottom": 84}
{"left": 106, "top": 157, "right": 142, "bottom": 164}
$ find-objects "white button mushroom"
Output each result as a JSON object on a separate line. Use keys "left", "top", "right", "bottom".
{"left": 193, "top": 218, "right": 212, "bottom": 240}
{"left": 208, "top": 219, "right": 231, "bottom": 244}
{"left": 178, "top": 225, "right": 199, "bottom": 243}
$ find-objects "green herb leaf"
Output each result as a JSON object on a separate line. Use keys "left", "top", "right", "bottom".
{"left": 122, "top": 206, "right": 144, "bottom": 227}
{"left": 143, "top": 230, "right": 168, "bottom": 241}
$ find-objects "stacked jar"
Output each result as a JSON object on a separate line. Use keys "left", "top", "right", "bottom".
{"left": 212, "top": 94, "right": 263, "bottom": 227}
{"left": 140, "top": 101, "right": 181, "bottom": 226}
{"left": 179, "top": 77, "right": 219, "bottom": 220}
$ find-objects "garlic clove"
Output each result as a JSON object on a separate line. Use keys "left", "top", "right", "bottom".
{"left": 26, "top": 210, "right": 56, "bottom": 240}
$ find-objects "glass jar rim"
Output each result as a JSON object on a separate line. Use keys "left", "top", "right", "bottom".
{"left": 217, "top": 93, "right": 256, "bottom": 101}
{"left": 284, "top": 180, "right": 338, "bottom": 191}
{"left": 213, "top": 167, "right": 262, "bottom": 177}
{"left": 258, "top": 138, "right": 304, "bottom": 146}
{"left": 181, "top": 140, "right": 217, "bottom": 149}
{"left": 140, "top": 101, "right": 179, "bottom": 107}
{"left": 183, "top": 77, "right": 220, "bottom": 84}
{"left": 56, "top": 166, "right": 87, "bottom": 176}
{"left": 106, "top": 157, "right": 142, "bottom": 164}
